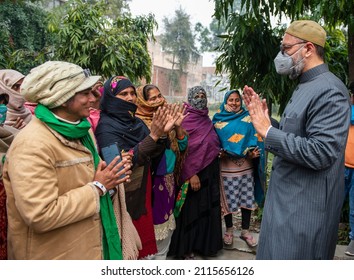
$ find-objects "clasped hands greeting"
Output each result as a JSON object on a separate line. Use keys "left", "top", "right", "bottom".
{"left": 242, "top": 85, "right": 272, "bottom": 138}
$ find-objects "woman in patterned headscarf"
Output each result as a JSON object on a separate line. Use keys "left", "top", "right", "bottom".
{"left": 212, "top": 89, "right": 265, "bottom": 248}
{"left": 136, "top": 84, "right": 188, "bottom": 260}
{"left": 168, "top": 86, "right": 223, "bottom": 260}
{"left": 0, "top": 70, "right": 32, "bottom": 129}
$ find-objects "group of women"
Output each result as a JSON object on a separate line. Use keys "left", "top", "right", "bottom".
{"left": 91, "top": 76, "right": 265, "bottom": 260}
{"left": 0, "top": 68, "right": 265, "bottom": 260}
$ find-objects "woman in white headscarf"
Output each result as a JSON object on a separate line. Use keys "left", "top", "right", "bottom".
{"left": 0, "top": 69, "right": 32, "bottom": 129}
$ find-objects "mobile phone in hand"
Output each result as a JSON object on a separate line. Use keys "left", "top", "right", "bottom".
{"left": 100, "top": 142, "right": 125, "bottom": 179}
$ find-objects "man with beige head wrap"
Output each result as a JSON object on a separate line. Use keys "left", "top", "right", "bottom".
{"left": 3, "top": 61, "right": 133, "bottom": 259}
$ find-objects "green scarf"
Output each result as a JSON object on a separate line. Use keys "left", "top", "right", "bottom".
{"left": 35, "top": 104, "right": 122, "bottom": 260}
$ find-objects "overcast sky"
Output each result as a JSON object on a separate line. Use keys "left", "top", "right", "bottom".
{"left": 129, "top": 0, "right": 216, "bottom": 66}
{"left": 129, "top": 0, "right": 215, "bottom": 32}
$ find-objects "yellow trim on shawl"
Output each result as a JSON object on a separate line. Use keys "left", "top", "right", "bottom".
{"left": 242, "top": 115, "right": 252, "bottom": 123}
{"left": 214, "top": 121, "right": 229, "bottom": 129}
{"left": 228, "top": 133, "right": 245, "bottom": 143}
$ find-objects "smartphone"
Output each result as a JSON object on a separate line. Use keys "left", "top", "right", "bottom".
{"left": 100, "top": 142, "right": 125, "bottom": 179}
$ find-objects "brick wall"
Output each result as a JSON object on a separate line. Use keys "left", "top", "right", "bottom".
{"left": 152, "top": 66, "right": 187, "bottom": 103}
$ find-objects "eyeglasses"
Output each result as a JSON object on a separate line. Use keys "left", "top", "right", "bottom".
{"left": 280, "top": 41, "right": 306, "bottom": 55}
{"left": 49, "top": 69, "right": 91, "bottom": 90}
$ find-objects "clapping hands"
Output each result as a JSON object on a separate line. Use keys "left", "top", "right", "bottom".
{"left": 165, "top": 103, "right": 188, "bottom": 130}
{"left": 150, "top": 103, "right": 188, "bottom": 141}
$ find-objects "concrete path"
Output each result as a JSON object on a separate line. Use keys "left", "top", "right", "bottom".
{"left": 185, "top": 230, "right": 353, "bottom": 260}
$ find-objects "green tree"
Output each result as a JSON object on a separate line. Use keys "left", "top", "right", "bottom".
{"left": 213, "top": 0, "right": 350, "bottom": 114}
{"left": 198, "top": 0, "right": 241, "bottom": 52}
{"left": 39, "top": 0, "right": 130, "bottom": 17}
{"left": 0, "top": 21, "right": 12, "bottom": 69}
{"left": 0, "top": 1, "right": 52, "bottom": 74}
{"left": 160, "top": 7, "right": 198, "bottom": 72}
{"left": 104, "top": 0, "right": 131, "bottom": 20}
{"left": 194, "top": 18, "right": 228, "bottom": 53}
{"left": 48, "top": 0, "right": 157, "bottom": 82}
{"left": 215, "top": 13, "right": 288, "bottom": 111}
{"left": 194, "top": 22, "right": 214, "bottom": 53}
{"left": 160, "top": 7, "right": 199, "bottom": 93}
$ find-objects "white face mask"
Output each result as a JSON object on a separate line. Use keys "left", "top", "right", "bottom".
{"left": 274, "top": 45, "right": 305, "bottom": 77}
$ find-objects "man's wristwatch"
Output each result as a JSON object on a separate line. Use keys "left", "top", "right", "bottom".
{"left": 93, "top": 181, "right": 107, "bottom": 196}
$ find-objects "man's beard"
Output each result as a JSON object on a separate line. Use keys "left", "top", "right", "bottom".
{"left": 289, "top": 55, "right": 305, "bottom": 80}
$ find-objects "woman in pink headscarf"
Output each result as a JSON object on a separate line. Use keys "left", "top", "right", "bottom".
{"left": 87, "top": 80, "right": 103, "bottom": 133}
{"left": 0, "top": 69, "right": 32, "bottom": 129}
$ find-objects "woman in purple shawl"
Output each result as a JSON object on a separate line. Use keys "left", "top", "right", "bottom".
{"left": 168, "top": 86, "right": 223, "bottom": 259}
